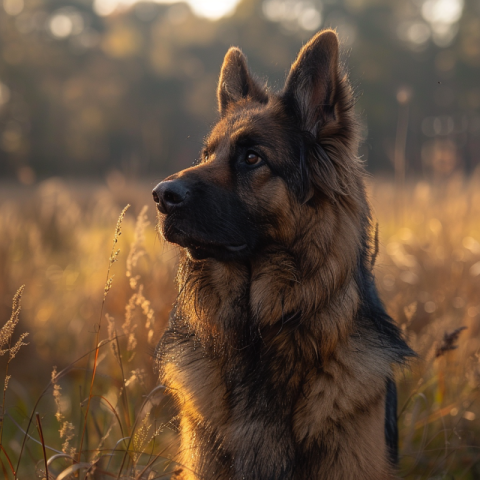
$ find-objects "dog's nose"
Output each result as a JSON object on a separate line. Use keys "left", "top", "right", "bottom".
{"left": 152, "top": 180, "right": 190, "bottom": 214}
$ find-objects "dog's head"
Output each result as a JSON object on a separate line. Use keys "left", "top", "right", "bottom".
{"left": 153, "top": 30, "right": 361, "bottom": 262}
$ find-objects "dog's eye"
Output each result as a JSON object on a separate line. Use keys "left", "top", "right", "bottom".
{"left": 245, "top": 152, "right": 262, "bottom": 166}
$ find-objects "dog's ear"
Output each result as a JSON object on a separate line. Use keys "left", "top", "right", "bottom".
{"left": 284, "top": 30, "right": 360, "bottom": 201}
{"left": 283, "top": 30, "right": 341, "bottom": 135}
{"left": 217, "top": 48, "right": 267, "bottom": 117}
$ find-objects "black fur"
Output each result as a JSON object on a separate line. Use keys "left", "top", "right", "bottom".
{"left": 385, "top": 378, "right": 400, "bottom": 466}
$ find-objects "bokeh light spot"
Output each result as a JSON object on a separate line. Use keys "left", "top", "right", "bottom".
{"left": 3, "top": 0, "right": 23, "bottom": 16}
{"left": 94, "top": 0, "right": 119, "bottom": 17}
{"left": 422, "top": 0, "right": 463, "bottom": 24}
{"left": 298, "top": 6, "right": 322, "bottom": 31}
{"left": 49, "top": 14, "right": 73, "bottom": 38}
{"left": 262, "top": 0, "right": 322, "bottom": 32}
{"left": 421, "top": 0, "right": 464, "bottom": 47}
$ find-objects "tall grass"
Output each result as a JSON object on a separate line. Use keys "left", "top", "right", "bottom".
{"left": 0, "top": 179, "right": 179, "bottom": 478}
{"left": 371, "top": 174, "right": 480, "bottom": 478}
{"left": 0, "top": 175, "right": 479, "bottom": 478}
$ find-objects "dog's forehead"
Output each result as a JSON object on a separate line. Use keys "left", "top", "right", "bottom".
{"left": 206, "top": 101, "right": 287, "bottom": 152}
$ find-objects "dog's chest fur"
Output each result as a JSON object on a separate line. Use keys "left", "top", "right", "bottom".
{"left": 158, "top": 259, "right": 397, "bottom": 480}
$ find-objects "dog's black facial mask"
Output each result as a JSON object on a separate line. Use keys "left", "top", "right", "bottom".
{"left": 153, "top": 30, "right": 348, "bottom": 261}
{"left": 156, "top": 170, "right": 258, "bottom": 261}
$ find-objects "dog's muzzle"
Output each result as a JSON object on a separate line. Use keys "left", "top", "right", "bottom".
{"left": 152, "top": 179, "right": 190, "bottom": 214}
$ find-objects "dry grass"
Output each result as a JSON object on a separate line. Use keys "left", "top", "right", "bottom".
{"left": 0, "top": 179, "right": 179, "bottom": 478}
{"left": 0, "top": 175, "right": 479, "bottom": 478}
{"left": 371, "top": 174, "right": 480, "bottom": 479}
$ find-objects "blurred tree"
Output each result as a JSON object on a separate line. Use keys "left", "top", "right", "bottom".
{"left": 0, "top": 0, "right": 479, "bottom": 180}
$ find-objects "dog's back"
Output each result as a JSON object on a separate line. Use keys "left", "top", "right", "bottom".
{"left": 154, "top": 30, "right": 413, "bottom": 479}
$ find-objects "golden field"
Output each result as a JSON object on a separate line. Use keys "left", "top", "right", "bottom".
{"left": 1, "top": 174, "right": 480, "bottom": 479}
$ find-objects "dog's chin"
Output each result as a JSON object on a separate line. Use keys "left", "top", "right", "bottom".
{"left": 164, "top": 225, "right": 249, "bottom": 262}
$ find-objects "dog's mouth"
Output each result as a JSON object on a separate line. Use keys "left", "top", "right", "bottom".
{"left": 163, "top": 221, "right": 248, "bottom": 260}
{"left": 179, "top": 236, "right": 248, "bottom": 260}
{"left": 185, "top": 241, "right": 248, "bottom": 260}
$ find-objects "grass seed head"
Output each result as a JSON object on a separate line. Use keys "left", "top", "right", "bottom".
{"left": 0, "top": 285, "right": 26, "bottom": 355}
{"left": 435, "top": 326, "right": 468, "bottom": 358}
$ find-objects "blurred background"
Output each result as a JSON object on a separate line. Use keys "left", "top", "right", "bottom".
{"left": 1, "top": 0, "right": 480, "bottom": 180}
{"left": 2, "top": 0, "right": 480, "bottom": 478}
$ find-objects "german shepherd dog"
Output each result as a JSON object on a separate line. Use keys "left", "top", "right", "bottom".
{"left": 153, "top": 30, "right": 413, "bottom": 480}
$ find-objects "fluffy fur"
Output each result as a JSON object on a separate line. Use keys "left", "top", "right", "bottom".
{"left": 153, "top": 30, "right": 413, "bottom": 480}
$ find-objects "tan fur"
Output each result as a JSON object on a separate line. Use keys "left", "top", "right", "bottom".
{"left": 163, "top": 267, "right": 396, "bottom": 478}
{"left": 155, "top": 30, "right": 409, "bottom": 480}
{"left": 165, "top": 343, "right": 396, "bottom": 479}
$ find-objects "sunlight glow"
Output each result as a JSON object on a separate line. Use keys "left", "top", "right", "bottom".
{"left": 93, "top": 0, "right": 241, "bottom": 20}
{"left": 422, "top": 0, "right": 463, "bottom": 24}
{"left": 421, "top": 0, "right": 464, "bottom": 47}
{"left": 188, "top": 0, "right": 240, "bottom": 19}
